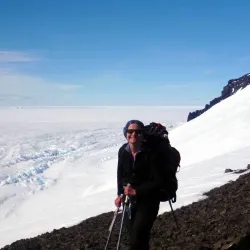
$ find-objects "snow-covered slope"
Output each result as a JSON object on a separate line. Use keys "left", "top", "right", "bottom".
{"left": 187, "top": 72, "right": 250, "bottom": 121}
{"left": 0, "top": 85, "right": 250, "bottom": 248}
{"left": 171, "top": 84, "right": 250, "bottom": 166}
{"left": 164, "top": 85, "right": 250, "bottom": 210}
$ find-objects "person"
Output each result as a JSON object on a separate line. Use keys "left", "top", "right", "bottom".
{"left": 114, "top": 119, "right": 165, "bottom": 250}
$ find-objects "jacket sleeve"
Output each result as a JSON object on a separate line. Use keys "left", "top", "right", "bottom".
{"left": 135, "top": 151, "right": 166, "bottom": 201}
{"left": 117, "top": 147, "right": 124, "bottom": 196}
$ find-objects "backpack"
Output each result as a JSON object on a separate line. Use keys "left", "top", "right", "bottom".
{"left": 142, "top": 122, "right": 181, "bottom": 203}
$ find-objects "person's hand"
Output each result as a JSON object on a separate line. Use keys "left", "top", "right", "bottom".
{"left": 114, "top": 195, "right": 122, "bottom": 207}
{"left": 124, "top": 186, "right": 136, "bottom": 196}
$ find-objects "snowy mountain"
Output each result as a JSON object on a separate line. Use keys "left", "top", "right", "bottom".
{"left": 1, "top": 84, "right": 250, "bottom": 248}
{"left": 187, "top": 73, "right": 250, "bottom": 121}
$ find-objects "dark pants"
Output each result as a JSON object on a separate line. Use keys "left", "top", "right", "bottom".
{"left": 124, "top": 201, "right": 160, "bottom": 250}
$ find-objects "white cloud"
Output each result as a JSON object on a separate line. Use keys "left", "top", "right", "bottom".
{"left": 0, "top": 50, "right": 38, "bottom": 63}
{"left": 0, "top": 50, "right": 84, "bottom": 106}
{"left": 0, "top": 68, "right": 10, "bottom": 75}
{"left": 0, "top": 73, "right": 83, "bottom": 106}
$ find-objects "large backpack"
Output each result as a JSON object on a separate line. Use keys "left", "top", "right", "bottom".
{"left": 142, "top": 122, "right": 181, "bottom": 203}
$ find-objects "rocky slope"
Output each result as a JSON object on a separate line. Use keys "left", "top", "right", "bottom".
{"left": 187, "top": 73, "right": 250, "bottom": 122}
{"left": 2, "top": 168, "right": 250, "bottom": 250}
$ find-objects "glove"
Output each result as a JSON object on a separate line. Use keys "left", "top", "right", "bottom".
{"left": 114, "top": 195, "right": 122, "bottom": 208}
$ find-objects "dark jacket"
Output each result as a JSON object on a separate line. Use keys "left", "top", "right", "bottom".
{"left": 117, "top": 143, "right": 166, "bottom": 203}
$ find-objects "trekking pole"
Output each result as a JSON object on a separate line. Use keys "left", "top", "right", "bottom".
{"left": 116, "top": 184, "right": 130, "bottom": 250}
{"left": 104, "top": 207, "right": 120, "bottom": 250}
{"left": 168, "top": 200, "right": 179, "bottom": 229}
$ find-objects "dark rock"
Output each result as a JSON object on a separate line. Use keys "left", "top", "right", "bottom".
{"left": 247, "top": 164, "right": 250, "bottom": 170}
{"left": 187, "top": 73, "right": 250, "bottom": 122}
{"left": 225, "top": 168, "right": 233, "bottom": 173}
{"left": 233, "top": 169, "right": 248, "bottom": 174}
{"left": 225, "top": 168, "right": 248, "bottom": 174}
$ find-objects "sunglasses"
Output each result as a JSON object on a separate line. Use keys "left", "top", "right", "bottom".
{"left": 126, "top": 129, "right": 143, "bottom": 135}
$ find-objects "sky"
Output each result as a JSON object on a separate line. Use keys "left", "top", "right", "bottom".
{"left": 0, "top": 0, "right": 250, "bottom": 106}
{"left": 1, "top": 85, "right": 250, "bottom": 247}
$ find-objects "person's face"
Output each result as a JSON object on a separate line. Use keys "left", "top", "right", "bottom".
{"left": 126, "top": 123, "right": 143, "bottom": 145}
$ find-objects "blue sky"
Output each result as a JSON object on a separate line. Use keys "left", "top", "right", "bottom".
{"left": 0, "top": 0, "right": 250, "bottom": 106}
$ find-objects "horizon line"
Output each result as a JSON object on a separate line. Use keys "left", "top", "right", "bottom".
{"left": 0, "top": 105, "right": 204, "bottom": 109}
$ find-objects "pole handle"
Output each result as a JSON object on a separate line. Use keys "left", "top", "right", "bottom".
{"left": 124, "top": 183, "right": 131, "bottom": 203}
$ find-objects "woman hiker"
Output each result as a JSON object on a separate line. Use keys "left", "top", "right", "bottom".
{"left": 114, "top": 119, "right": 165, "bottom": 250}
